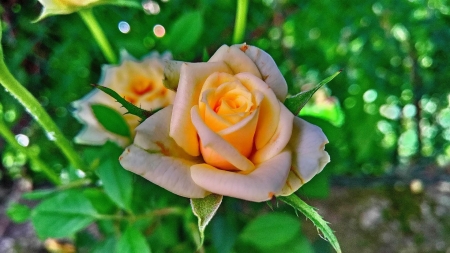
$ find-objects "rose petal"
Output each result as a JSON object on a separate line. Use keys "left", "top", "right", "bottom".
{"left": 191, "top": 106, "right": 255, "bottom": 171}
{"left": 280, "top": 117, "right": 330, "bottom": 196}
{"left": 231, "top": 44, "right": 288, "bottom": 102}
{"left": 120, "top": 145, "right": 208, "bottom": 198}
{"left": 190, "top": 149, "right": 292, "bottom": 202}
{"left": 235, "top": 73, "right": 280, "bottom": 150}
{"left": 209, "top": 45, "right": 262, "bottom": 78}
{"left": 251, "top": 103, "right": 294, "bottom": 164}
{"left": 170, "top": 62, "right": 232, "bottom": 156}
{"left": 134, "top": 106, "right": 199, "bottom": 161}
{"left": 120, "top": 106, "right": 208, "bottom": 198}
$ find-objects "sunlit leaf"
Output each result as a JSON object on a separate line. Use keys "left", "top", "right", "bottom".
{"left": 31, "top": 190, "right": 98, "bottom": 239}
{"left": 284, "top": 70, "right": 341, "bottom": 115}
{"left": 91, "top": 104, "right": 131, "bottom": 138}
{"left": 190, "top": 194, "right": 223, "bottom": 247}
{"left": 239, "top": 213, "right": 300, "bottom": 249}
{"left": 7, "top": 203, "right": 31, "bottom": 223}
{"left": 279, "top": 194, "right": 341, "bottom": 253}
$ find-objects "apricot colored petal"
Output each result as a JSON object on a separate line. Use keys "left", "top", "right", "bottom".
{"left": 209, "top": 45, "right": 262, "bottom": 78}
{"left": 120, "top": 106, "right": 207, "bottom": 198}
{"left": 170, "top": 62, "right": 232, "bottom": 157}
{"left": 120, "top": 145, "right": 208, "bottom": 198}
{"left": 190, "top": 150, "right": 291, "bottom": 202}
{"left": 231, "top": 44, "right": 288, "bottom": 102}
{"left": 251, "top": 103, "right": 294, "bottom": 164}
{"left": 191, "top": 106, "right": 254, "bottom": 172}
{"left": 235, "top": 73, "right": 280, "bottom": 149}
{"left": 280, "top": 117, "right": 330, "bottom": 196}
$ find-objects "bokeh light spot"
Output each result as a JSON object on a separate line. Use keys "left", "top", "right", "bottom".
{"left": 15, "top": 134, "right": 30, "bottom": 147}
{"left": 153, "top": 25, "right": 166, "bottom": 38}
{"left": 118, "top": 21, "right": 131, "bottom": 34}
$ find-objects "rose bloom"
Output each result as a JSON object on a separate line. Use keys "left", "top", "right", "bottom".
{"left": 73, "top": 51, "right": 175, "bottom": 147}
{"left": 119, "top": 44, "right": 330, "bottom": 202}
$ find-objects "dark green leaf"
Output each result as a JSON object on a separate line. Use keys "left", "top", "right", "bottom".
{"left": 92, "top": 84, "right": 158, "bottom": 121}
{"left": 239, "top": 213, "right": 300, "bottom": 249}
{"left": 7, "top": 203, "right": 31, "bottom": 223}
{"left": 31, "top": 190, "right": 98, "bottom": 239}
{"left": 284, "top": 70, "right": 341, "bottom": 115}
{"left": 191, "top": 194, "right": 223, "bottom": 247}
{"left": 96, "top": 142, "right": 133, "bottom": 211}
{"left": 279, "top": 194, "right": 341, "bottom": 253}
{"left": 92, "top": 238, "right": 116, "bottom": 253}
{"left": 116, "top": 226, "right": 151, "bottom": 253}
{"left": 91, "top": 104, "right": 131, "bottom": 138}
{"left": 167, "top": 11, "right": 204, "bottom": 54}
{"left": 83, "top": 188, "right": 118, "bottom": 214}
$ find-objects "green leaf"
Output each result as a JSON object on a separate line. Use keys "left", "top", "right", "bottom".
{"left": 116, "top": 226, "right": 151, "bottom": 253}
{"left": 167, "top": 11, "right": 204, "bottom": 54}
{"left": 91, "top": 104, "right": 131, "bottom": 138}
{"left": 31, "top": 190, "right": 98, "bottom": 239}
{"left": 278, "top": 194, "right": 341, "bottom": 253}
{"left": 6, "top": 203, "right": 31, "bottom": 223}
{"left": 22, "top": 189, "right": 56, "bottom": 200}
{"left": 92, "top": 84, "right": 158, "bottom": 121}
{"left": 284, "top": 70, "right": 341, "bottom": 115}
{"left": 239, "top": 213, "right": 300, "bottom": 249}
{"left": 93, "top": 238, "right": 116, "bottom": 253}
{"left": 190, "top": 194, "right": 223, "bottom": 247}
{"left": 83, "top": 188, "right": 118, "bottom": 214}
{"left": 96, "top": 142, "right": 133, "bottom": 211}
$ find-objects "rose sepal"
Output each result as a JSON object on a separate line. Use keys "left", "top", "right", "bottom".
{"left": 278, "top": 194, "right": 342, "bottom": 253}
{"left": 284, "top": 70, "right": 342, "bottom": 115}
{"left": 190, "top": 194, "right": 223, "bottom": 248}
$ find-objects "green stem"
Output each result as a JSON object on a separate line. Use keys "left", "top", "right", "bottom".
{"left": 0, "top": 62, "right": 88, "bottom": 173}
{"left": 96, "top": 207, "right": 184, "bottom": 221}
{"left": 79, "top": 8, "right": 118, "bottom": 64}
{"left": 232, "top": 0, "right": 249, "bottom": 44}
{"left": 0, "top": 119, "right": 61, "bottom": 185}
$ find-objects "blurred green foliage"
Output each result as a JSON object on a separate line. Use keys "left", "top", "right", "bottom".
{"left": 1, "top": 0, "right": 450, "bottom": 252}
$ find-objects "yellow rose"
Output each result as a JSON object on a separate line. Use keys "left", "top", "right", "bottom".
{"left": 72, "top": 51, "right": 175, "bottom": 147}
{"left": 119, "top": 44, "right": 329, "bottom": 202}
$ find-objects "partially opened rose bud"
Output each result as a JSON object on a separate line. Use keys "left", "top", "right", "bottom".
{"left": 120, "top": 44, "right": 330, "bottom": 202}
{"left": 36, "top": 0, "right": 100, "bottom": 21}
{"left": 72, "top": 51, "right": 175, "bottom": 147}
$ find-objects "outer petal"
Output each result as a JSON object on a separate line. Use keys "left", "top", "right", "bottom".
{"left": 120, "top": 145, "right": 208, "bottom": 198}
{"left": 280, "top": 117, "right": 330, "bottom": 196}
{"left": 251, "top": 103, "right": 294, "bottom": 164}
{"left": 190, "top": 149, "right": 291, "bottom": 202}
{"left": 231, "top": 44, "right": 288, "bottom": 102}
{"left": 209, "top": 45, "right": 262, "bottom": 78}
{"left": 119, "top": 106, "right": 208, "bottom": 198}
{"left": 170, "top": 62, "right": 232, "bottom": 156}
{"left": 191, "top": 106, "right": 255, "bottom": 172}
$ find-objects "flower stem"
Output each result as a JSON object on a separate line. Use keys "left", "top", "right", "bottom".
{"left": 79, "top": 8, "right": 118, "bottom": 64}
{"left": 232, "top": 0, "right": 249, "bottom": 44}
{"left": 0, "top": 118, "right": 61, "bottom": 185}
{"left": 0, "top": 61, "right": 88, "bottom": 174}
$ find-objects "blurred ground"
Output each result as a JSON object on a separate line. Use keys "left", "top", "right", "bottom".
{"left": 1, "top": 178, "right": 450, "bottom": 253}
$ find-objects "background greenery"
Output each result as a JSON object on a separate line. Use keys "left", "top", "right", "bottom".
{"left": 1, "top": 0, "right": 450, "bottom": 252}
